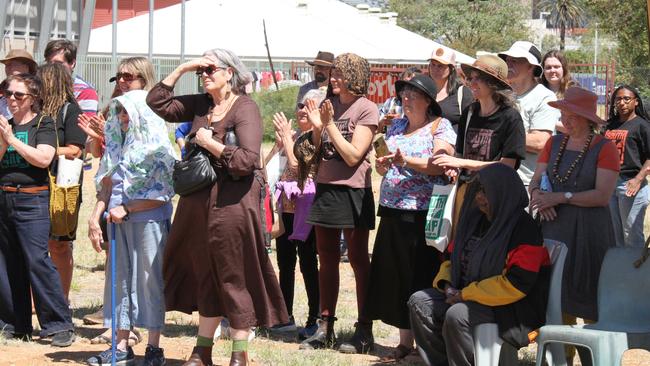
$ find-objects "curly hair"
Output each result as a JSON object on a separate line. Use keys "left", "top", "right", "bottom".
{"left": 5, "top": 73, "right": 43, "bottom": 113}
{"left": 334, "top": 53, "right": 371, "bottom": 96}
{"left": 37, "top": 63, "right": 77, "bottom": 118}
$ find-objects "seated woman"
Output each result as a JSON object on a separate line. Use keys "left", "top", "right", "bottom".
{"left": 408, "top": 163, "right": 551, "bottom": 366}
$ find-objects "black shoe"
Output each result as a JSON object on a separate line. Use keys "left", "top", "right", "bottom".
{"left": 87, "top": 346, "right": 135, "bottom": 366}
{"left": 143, "top": 344, "right": 166, "bottom": 366}
{"left": 338, "top": 322, "right": 374, "bottom": 354}
{"left": 299, "top": 316, "right": 337, "bottom": 350}
{"left": 298, "top": 317, "right": 319, "bottom": 340}
{"left": 51, "top": 330, "right": 76, "bottom": 347}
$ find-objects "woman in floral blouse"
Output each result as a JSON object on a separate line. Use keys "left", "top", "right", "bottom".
{"left": 86, "top": 57, "right": 177, "bottom": 366}
{"left": 365, "top": 74, "right": 456, "bottom": 362}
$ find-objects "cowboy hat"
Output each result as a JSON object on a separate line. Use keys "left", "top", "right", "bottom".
{"left": 305, "top": 51, "right": 334, "bottom": 67}
{"left": 498, "top": 41, "right": 543, "bottom": 77}
{"left": 395, "top": 74, "right": 442, "bottom": 117}
{"left": 0, "top": 49, "right": 38, "bottom": 74}
{"left": 460, "top": 54, "right": 511, "bottom": 90}
{"left": 548, "top": 86, "right": 605, "bottom": 125}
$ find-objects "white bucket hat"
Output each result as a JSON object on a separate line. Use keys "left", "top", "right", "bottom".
{"left": 498, "top": 41, "right": 543, "bottom": 77}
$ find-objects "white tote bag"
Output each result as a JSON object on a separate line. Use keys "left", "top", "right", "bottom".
{"left": 424, "top": 182, "right": 457, "bottom": 252}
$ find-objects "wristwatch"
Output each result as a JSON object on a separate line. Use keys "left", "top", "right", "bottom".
{"left": 564, "top": 192, "right": 573, "bottom": 202}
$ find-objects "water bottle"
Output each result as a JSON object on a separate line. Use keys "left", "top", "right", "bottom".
{"left": 540, "top": 173, "right": 552, "bottom": 192}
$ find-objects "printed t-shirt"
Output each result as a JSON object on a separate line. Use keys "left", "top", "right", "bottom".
{"left": 516, "top": 84, "right": 559, "bottom": 185}
{"left": 537, "top": 135, "right": 620, "bottom": 172}
{"left": 456, "top": 102, "right": 526, "bottom": 167}
{"left": 316, "top": 96, "right": 379, "bottom": 188}
{"left": 73, "top": 74, "right": 99, "bottom": 116}
{"left": 379, "top": 117, "right": 457, "bottom": 210}
{"left": 438, "top": 85, "right": 474, "bottom": 126}
{"left": 0, "top": 114, "right": 56, "bottom": 186}
{"left": 605, "top": 116, "right": 650, "bottom": 179}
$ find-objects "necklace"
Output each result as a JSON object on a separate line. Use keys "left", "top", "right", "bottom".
{"left": 210, "top": 92, "right": 235, "bottom": 121}
{"left": 552, "top": 133, "right": 594, "bottom": 184}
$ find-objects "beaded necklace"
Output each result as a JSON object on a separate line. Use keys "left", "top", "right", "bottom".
{"left": 552, "top": 133, "right": 594, "bottom": 184}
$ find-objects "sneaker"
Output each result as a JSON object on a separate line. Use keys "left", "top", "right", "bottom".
{"left": 87, "top": 346, "right": 135, "bottom": 366}
{"left": 338, "top": 322, "right": 374, "bottom": 354}
{"left": 270, "top": 316, "right": 297, "bottom": 333}
{"left": 51, "top": 330, "right": 76, "bottom": 347}
{"left": 143, "top": 345, "right": 166, "bottom": 366}
{"left": 298, "top": 320, "right": 319, "bottom": 340}
{"left": 299, "top": 317, "right": 336, "bottom": 350}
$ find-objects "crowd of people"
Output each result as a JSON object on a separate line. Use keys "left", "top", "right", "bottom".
{"left": 0, "top": 37, "right": 648, "bottom": 366}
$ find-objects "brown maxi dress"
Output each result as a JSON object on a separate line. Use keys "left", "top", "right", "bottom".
{"left": 146, "top": 82, "right": 288, "bottom": 329}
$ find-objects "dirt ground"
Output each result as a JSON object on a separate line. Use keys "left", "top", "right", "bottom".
{"left": 1, "top": 151, "right": 649, "bottom": 365}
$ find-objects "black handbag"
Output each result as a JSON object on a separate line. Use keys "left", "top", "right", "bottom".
{"left": 172, "top": 140, "right": 217, "bottom": 197}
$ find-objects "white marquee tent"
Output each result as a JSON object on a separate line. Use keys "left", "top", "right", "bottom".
{"left": 88, "top": 0, "right": 474, "bottom": 65}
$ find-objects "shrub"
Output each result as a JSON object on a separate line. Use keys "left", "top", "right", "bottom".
{"left": 251, "top": 86, "right": 299, "bottom": 142}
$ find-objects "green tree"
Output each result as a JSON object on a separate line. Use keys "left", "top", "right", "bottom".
{"left": 538, "top": 0, "right": 586, "bottom": 50}
{"left": 388, "top": 0, "right": 531, "bottom": 56}
{"left": 586, "top": 0, "right": 650, "bottom": 97}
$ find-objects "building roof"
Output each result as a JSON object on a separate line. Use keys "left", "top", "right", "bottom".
{"left": 88, "top": 0, "right": 474, "bottom": 64}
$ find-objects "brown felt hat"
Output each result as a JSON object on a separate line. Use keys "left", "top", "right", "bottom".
{"left": 305, "top": 51, "right": 334, "bottom": 67}
{"left": 461, "top": 54, "right": 511, "bottom": 90}
{"left": 548, "top": 86, "right": 605, "bottom": 125}
{"left": 0, "top": 49, "right": 38, "bottom": 74}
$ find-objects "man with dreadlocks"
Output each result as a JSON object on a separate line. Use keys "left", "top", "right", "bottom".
{"left": 36, "top": 63, "right": 86, "bottom": 303}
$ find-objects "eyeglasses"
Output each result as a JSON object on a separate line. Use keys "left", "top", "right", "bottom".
{"left": 4, "top": 90, "right": 33, "bottom": 100}
{"left": 195, "top": 66, "right": 224, "bottom": 76}
{"left": 115, "top": 72, "right": 141, "bottom": 82}
{"left": 614, "top": 96, "right": 636, "bottom": 104}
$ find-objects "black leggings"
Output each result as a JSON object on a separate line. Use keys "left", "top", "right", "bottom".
{"left": 276, "top": 213, "right": 319, "bottom": 321}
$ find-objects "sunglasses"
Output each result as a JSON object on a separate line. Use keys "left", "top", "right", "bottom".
{"left": 297, "top": 102, "right": 306, "bottom": 109}
{"left": 115, "top": 72, "right": 141, "bottom": 82}
{"left": 195, "top": 66, "right": 224, "bottom": 76}
{"left": 4, "top": 90, "right": 33, "bottom": 100}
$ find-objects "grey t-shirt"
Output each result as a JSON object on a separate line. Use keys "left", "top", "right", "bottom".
{"left": 516, "top": 84, "right": 559, "bottom": 185}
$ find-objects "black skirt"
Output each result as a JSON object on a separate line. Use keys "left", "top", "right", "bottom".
{"left": 364, "top": 206, "right": 442, "bottom": 329}
{"left": 306, "top": 183, "right": 375, "bottom": 229}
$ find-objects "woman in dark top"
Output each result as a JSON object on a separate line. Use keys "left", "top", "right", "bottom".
{"left": 427, "top": 47, "right": 474, "bottom": 128}
{"left": 147, "top": 48, "right": 287, "bottom": 366}
{"left": 0, "top": 73, "right": 75, "bottom": 347}
{"left": 408, "top": 164, "right": 550, "bottom": 366}
{"left": 604, "top": 85, "right": 650, "bottom": 247}
{"left": 37, "top": 63, "right": 86, "bottom": 303}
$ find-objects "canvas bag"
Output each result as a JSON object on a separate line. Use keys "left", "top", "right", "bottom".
{"left": 48, "top": 103, "right": 82, "bottom": 237}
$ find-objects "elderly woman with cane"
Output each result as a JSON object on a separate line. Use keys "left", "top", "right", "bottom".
{"left": 86, "top": 58, "right": 177, "bottom": 366}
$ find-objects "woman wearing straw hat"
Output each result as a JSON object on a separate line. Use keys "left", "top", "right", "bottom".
{"left": 432, "top": 54, "right": 525, "bottom": 215}
{"left": 529, "top": 86, "right": 619, "bottom": 365}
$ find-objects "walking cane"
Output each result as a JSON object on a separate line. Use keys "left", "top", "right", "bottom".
{"left": 110, "top": 220, "right": 117, "bottom": 366}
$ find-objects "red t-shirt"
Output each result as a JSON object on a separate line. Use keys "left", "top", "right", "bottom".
{"left": 537, "top": 135, "right": 620, "bottom": 172}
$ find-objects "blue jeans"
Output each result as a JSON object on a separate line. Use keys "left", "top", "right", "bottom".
{"left": 0, "top": 190, "right": 73, "bottom": 336}
{"left": 609, "top": 177, "right": 649, "bottom": 247}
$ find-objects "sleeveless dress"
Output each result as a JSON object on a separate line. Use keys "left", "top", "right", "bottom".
{"left": 541, "top": 136, "right": 615, "bottom": 321}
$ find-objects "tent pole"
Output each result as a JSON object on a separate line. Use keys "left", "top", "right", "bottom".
{"left": 111, "top": 0, "right": 117, "bottom": 70}
{"left": 180, "top": 0, "right": 186, "bottom": 62}
{"left": 148, "top": 0, "right": 153, "bottom": 59}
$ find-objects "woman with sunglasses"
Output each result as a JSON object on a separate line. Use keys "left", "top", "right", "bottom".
{"left": 427, "top": 47, "right": 474, "bottom": 128}
{"left": 86, "top": 57, "right": 176, "bottom": 366}
{"left": 36, "top": 63, "right": 86, "bottom": 305}
{"left": 366, "top": 74, "right": 456, "bottom": 362}
{"left": 408, "top": 164, "right": 550, "bottom": 366}
{"left": 147, "top": 48, "right": 287, "bottom": 366}
{"left": 297, "top": 53, "right": 378, "bottom": 354}
{"left": 432, "top": 55, "right": 525, "bottom": 219}
{"left": 0, "top": 73, "right": 76, "bottom": 347}
{"left": 604, "top": 85, "right": 650, "bottom": 248}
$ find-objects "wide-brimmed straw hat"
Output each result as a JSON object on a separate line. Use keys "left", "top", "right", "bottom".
{"left": 0, "top": 49, "right": 38, "bottom": 74}
{"left": 395, "top": 74, "right": 442, "bottom": 117}
{"left": 548, "top": 86, "right": 605, "bottom": 125}
{"left": 305, "top": 51, "right": 334, "bottom": 67}
{"left": 428, "top": 47, "right": 456, "bottom": 66}
{"left": 460, "top": 54, "right": 511, "bottom": 90}
{"left": 498, "top": 41, "right": 543, "bottom": 77}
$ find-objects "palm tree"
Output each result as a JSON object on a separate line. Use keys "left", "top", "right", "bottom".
{"left": 539, "top": 0, "right": 585, "bottom": 50}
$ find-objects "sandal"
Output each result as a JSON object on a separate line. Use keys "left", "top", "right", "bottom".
{"left": 90, "top": 328, "right": 142, "bottom": 346}
{"left": 379, "top": 344, "right": 415, "bottom": 363}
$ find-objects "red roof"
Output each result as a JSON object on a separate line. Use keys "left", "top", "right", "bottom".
{"left": 92, "top": 0, "right": 182, "bottom": 29}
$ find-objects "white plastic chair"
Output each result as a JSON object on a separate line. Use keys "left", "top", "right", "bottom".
{"left": 534, "top": 247, "right": 650, "bottom": 366}
{"left": 473, "top": 239, "right": 568, "bottom": 366}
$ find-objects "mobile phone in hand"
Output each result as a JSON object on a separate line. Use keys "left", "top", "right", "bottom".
{"left": 373, "top": 135, "right": 390, "bottom": 158}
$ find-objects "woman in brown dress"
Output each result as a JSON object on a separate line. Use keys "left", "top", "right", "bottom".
{"left": 146, "top": 48, "right": 287, "bottom": 366}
